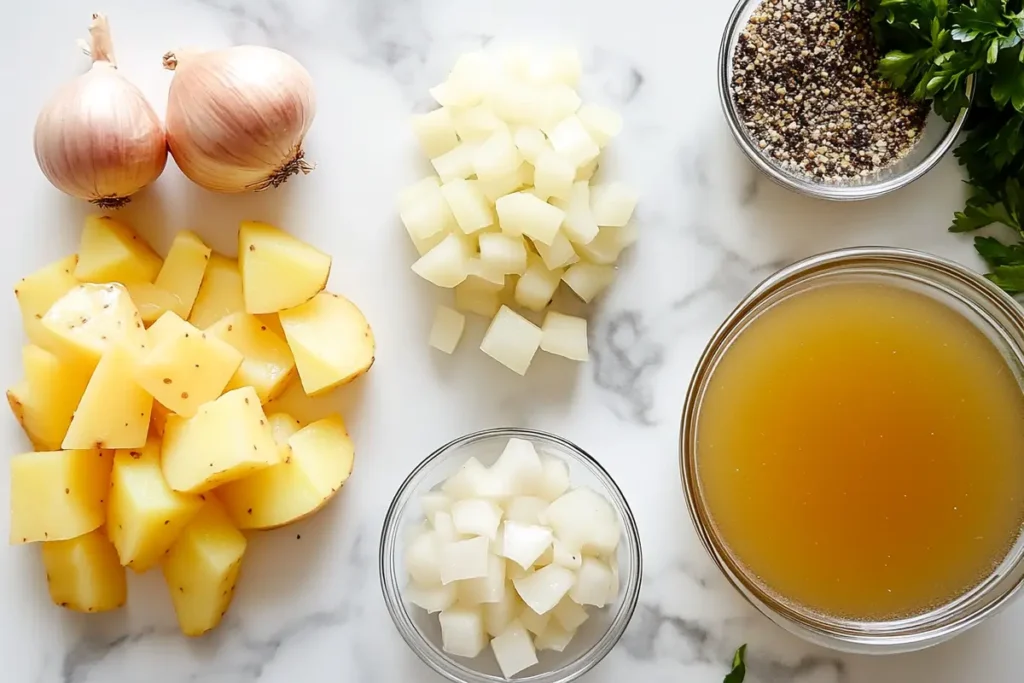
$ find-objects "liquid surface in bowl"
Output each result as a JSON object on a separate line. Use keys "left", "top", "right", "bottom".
{"left": 697, "top": 280, "right": 1024, "bottom": 620}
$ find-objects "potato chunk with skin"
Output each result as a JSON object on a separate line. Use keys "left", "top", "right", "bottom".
{"left": 279, "top": 292, "right": 375, "bottom": 396}
{"left": 219, "top": 414, "right": 355, "bottom": 529}
{"left": 41, "top": 283, "right": 148, "bottom": 368}
{"left": 14, "top": 254, "right": 78, "bottom": 351}
{"left": 63, "top": 345, "right": 153, "bottom": 450}
{"left": 74, "top": 215, "right": 162, "bottom": 284}
{"left": 162, "top": 386, "right": 280, "bottom": 493}
{"left": 42, "top": 527, "right": 126, "bottom": 613}
{"left": 188, "top": 253, "right": 243, "bottom": 329}
{"left": 107, "top": 437, "right": 204, "bottom": 572}
{"left": 13, "top": 345, "right": 92, "bottom": 450}
{"left": 153, "top": 230, "right": 212, "bottom": 319}
{"left": 162, "top": 499, "right": 246, "bottom": 637}
{"left": 10, "top": 449, "right": 112, "bottom": 544}
{"left": 207, "top": 312, "right": 296, "bottom": 404}
{"left": 135, "top": 312, "right": 243, "bottom": 417}
{"left": 239, "top": 221, "right": 332, "bottom": 314}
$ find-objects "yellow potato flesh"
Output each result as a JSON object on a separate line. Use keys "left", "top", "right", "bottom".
{"left": 14, "top": 254, "right": 78, "bottom": 351}
{"left": 153, "top": 231, "right": 212, "bottom": 319}
{"left": 188, "top": 254, "right": 244, "bottom": 329}
{"left": 207, "top": 312, "right": 296, "bottom": 404}
{"left": 238, "top": 221, "right": 331, "bottom": 314}
{"left": 74, "top": 215, "right": 162, "bottom": 284}
{"left": 62, "top": 344, "right": 153, "bottom": 450}
{"left": 40, "top": 283, "right": 148, "bottom": 369}
{"left": 42, "top": 527, "right": 126, "bottom": 613}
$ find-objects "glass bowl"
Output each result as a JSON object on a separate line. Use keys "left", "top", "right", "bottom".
{"left": 379, "top": 428, "right": 642, "bottom": 682}
{"left": 680, "top": 247, "right": 1024, "bottom": 654}
{"left": 718, "top": 0, "right": 974, "bottom": 201}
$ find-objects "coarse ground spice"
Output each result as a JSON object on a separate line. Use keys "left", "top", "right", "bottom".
{"left": 730, "top": 0, "right": 929, "bottom": 182}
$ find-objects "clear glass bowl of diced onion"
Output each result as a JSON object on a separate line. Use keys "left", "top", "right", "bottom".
{"left": 379, "top": 428, "right": 642, "bottom": 682}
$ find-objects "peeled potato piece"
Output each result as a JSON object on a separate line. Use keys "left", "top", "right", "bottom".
{"left": 42, "top": 527, "right": 127, "bottom": 613}
{"left": 14, "top": 254, "right": 78, "bottom": 351}
{"left": 74, "top": 215, "right": 162, "bottom": 285}
{"left": 238, "top": 221, "right": 332, "bottom": 314}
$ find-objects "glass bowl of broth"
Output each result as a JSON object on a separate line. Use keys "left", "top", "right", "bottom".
{"left": 680, "top": 247, "right": 1024, "bottom": 653}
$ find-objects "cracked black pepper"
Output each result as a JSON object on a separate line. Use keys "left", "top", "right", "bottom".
{"left": 730, "top": 0, "right": 929, "bottom": 182}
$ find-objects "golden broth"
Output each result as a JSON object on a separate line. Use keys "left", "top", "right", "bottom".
{"left": 697, "top": 281, "right": 1024, "bottom": 620}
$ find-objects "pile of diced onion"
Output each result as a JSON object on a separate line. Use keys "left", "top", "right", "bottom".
{"left": 399, "top": 47, "right": 638, "bottom": 375}
{"left": 404, "top": 437, "right": 621, "bottom": 678}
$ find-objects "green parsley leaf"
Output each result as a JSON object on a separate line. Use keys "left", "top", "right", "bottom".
{"left": 724, "top": 644, "right": 747, "bottom": 683}
{"left": 987, "top": 264, "right": 1024, "bottom": 293}
{"left": 974, "top": 236, "right": 1024, "bottom": 267}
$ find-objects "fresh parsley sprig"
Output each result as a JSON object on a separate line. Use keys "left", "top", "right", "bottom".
{"left": 861, "top": 0, "right": 1024, "bottom": 292}
{"left": 724, "top": 644, "right": 747, "bottom": 683}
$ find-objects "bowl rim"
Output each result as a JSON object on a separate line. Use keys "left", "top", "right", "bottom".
{"left": 379, "top": 427, "right": 643, "bottom": 683}
{"left": 717, "top": 0, "right": 975, "bottom": 201}
{"left": 678, "top": 246, "right": 1024, "bottom": 653}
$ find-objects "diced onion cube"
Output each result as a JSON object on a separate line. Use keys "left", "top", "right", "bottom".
{"left": 407, "top": 229, "right": 448, "bottom": 258}
{"left": 519, "top": 605, "right": 551, "bottom": 636}
{"left": 479, "top": 233, "right": 528, "bottom": 275}
{"left": 455, "top": 281, "right": 501, "bottom": 318}
{"left": 538, "top": 457, "right": 571, "bottom": 501}
{"left": 451, "top": 498, "right": 504, "bottom": 539}
{"left": 515, "top": 261, "right": 562, "bottom": 312}
{"left": 430, "top": 80, "right": 482, "bottom": 109}
{"left": 439, "top": 606, "right": 487, "bottom": 658}
{"left": 533, "top": 231, "right": 578, "bottom": 270}
{"left": 399, "top": 178, "right": 455, "bottom": 240}
{"left": 506, "top": 557, "right": 530, "bottom": 581}
{"left": 467, "top": 258, "right": 508, "bottom": 288}
{"left": 540, "top": 312, "right": 589, "bottom": 361}
{"left": 562, "top": 263, "right": 615, "bottom": 303}
{"left": 480, "top": 306, "right": 543, "bottom": 375}
{"left": 490, "top": 619, "right": 538, "bottom": 678}
{"left": 412, "top": 234, "right": 471, "bottom": 288}
{"left": 407, "top": 582, "right": 457, "bottom": 613}
{"left": 487, "top": 81, "right": 546, "bottom": 126}
{"left": 495, "top": 192, "right": 566, "bottom": 245}
{"left": 540, "top": 85, "right": 583, "bottom": 128}
{"left": 440, "top": 179, "right": 493, "bottom": 234}
{"left": 474, "top": 128, "right": 523, "bottom": 182}
{"left": 552, "top": 595, "right": 590, "bottom": 631}
{"left": 459, "top": 552, "right": 507, "bottom": 604}
{"left": 534, "top": 48, "right": 582, "bottom": 87}
{"left": 432, "top": 142, "right": 479, "bottom": 182}
{"left": 452, "top": 105, "right": 506, "bottom": 142}
{"left": 505, "top": 496, "right": 549, "bottom": 524}
{"left": 607, "top": 561, "right": 620, "bottom": 605}
{"left": 513, "top": 564, "right": 576, "bottom": 615}
{"left": 477, "top": 164, "right": 531, "bottom": 203}
{"left": 422, "top": 492, "right": 452, "bottom": 517}
{"left": 574, "top": 227, "right": 630, "bottom": 265}
{"left": 407, "top": 530, "right": 442, "bottom": 586}
{"left": 553, "top": 539, "right": 583, "bottom": 569}
{"left": 590, "top": 182, "right": 638, "bottom": 227}
{"left": 569, "top": 556, "right": 613, "bottom": 607}
{"left": 548, "top": 116, "right": 600, "bottom": 168}
{"left": 440, "top": 536, "right": 491, "bottom": 584}
{"left": 533, "top": 150, "right": 576, "bottom": 201}
{"left": 432, "top": 510, "right": 460, "bottom": 543}
{"left": 577, "top": 103, "right": 623, "bottom": 147}
{"left": 428, "top": 305, "right": 465, "bottom": 354}
{"left": 484, "top": 583, "right": 522, "bottom": 637}
{"left": 442, "top": 457, "right": 487, "bottom": 499}
{"left": 449, "top": 51, "right": 498, "bottom": 100}
{"left": 555, "top": 181, "right": 599, "bottom": 245}
{"left": 535, "top": 621, "right": 575, "bottom": 652}
{"left": 411, "top": 108, "right": 460, "bottom": 158}
{"left": 544, "top": 488, "right": 620, "bottom": 555}
{"left": 533, "top": 544, "right": 554, "bottom": 567}
{"left": 513, "top": 126, "right": 550, "bottom": 164}
{"left": 492, "top": 437, "right": 544, "bottom": 494}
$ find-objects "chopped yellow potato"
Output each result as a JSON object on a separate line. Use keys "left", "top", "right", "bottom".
{"left": 207, "top": 312, "right": 296, "bottom": 403}
{"left": 74, "top": 215, "right": 163, "bottom": 284}
{"left": 188, "top": 253, "right": 243, "bottom": 329}
{"left": 153, "top": 231, "right": 212, "bottom": 319}
{"left": 266, "top": 411, "right": 302, "bottom": 445}
{"left": 6, "top": 382, "right": 29, "bottom": 443}
{"left": 238, "top": 221, "right": 332, "bottom": 314}
{"left": 42, "top": 527, "right": 126, "bottom": 613}
{"left": 125, "top": 282, "right": 180, "bottom": 325}
{"left": 279, "top": 292, "right": 375, "bottom": 396}
{"left": 107, "top": 437, "right": 204, "bottom": 572}
{"left": 12, "top": 345, "right": 92, "bottom": 450}
{"left": 40, "top": 283, "right": 148, "bottom": 368}
{"left": 14, "top": 254, "right": 78, "bottom": 351}
{"left": 135, "top": 312, "right": 243, "bottom": 417}
{"left": 162, "top": 499, "right": 246, "bottom": 636}
{"left": 150, "top": 401, "right": 171, "bottom": 437}
{"left": 9, "top": 449, "right": 112, "bottom": 544}
{"left": 63, "top": 344, "right": 152, "bottom": 450}
{"left": 161, "top": 386, "right": 280, "bottom": 493}
{"left": 219, "top": 414, "right": 355, "bottom": 529}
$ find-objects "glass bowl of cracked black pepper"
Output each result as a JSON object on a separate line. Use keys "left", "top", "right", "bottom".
{"left": 719, "top": 0, "right": 973, "bottom": 201}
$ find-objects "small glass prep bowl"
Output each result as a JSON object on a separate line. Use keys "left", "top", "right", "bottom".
{"left": 718, "top": 0, "right": 974, "bottom": 201}
{"left": 379, "top": 428, "right": 642, "bottom": 683}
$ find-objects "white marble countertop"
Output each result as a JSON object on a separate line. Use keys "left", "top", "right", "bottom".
{"left": 1, "top": 0, "right": 1019, "bottom": 682}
